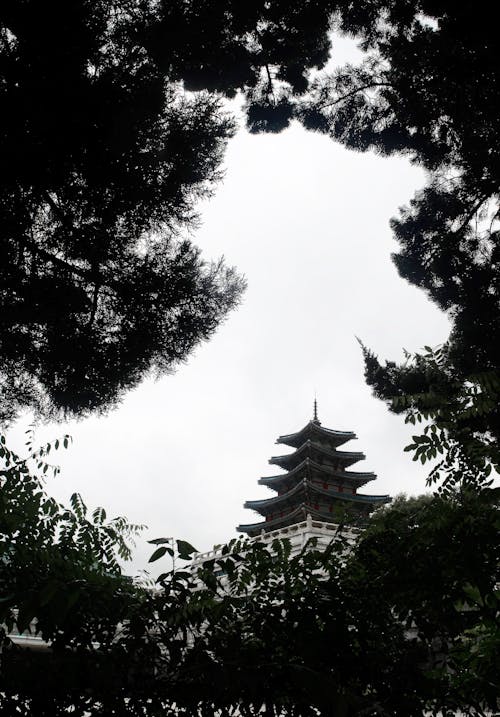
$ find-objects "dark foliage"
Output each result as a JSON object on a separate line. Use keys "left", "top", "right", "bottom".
{"left": 3, "top": 1, "right": 498, "bottom": 434}
{"left": 1, "top": 436, "right": 498, "bottom": 716}
{"left": 0, "top": 0, "right": 341, "bottom": 423}
{"left": 0, "top": 1, "right": 247, "bottom": 422}
{"left": 296, "top": 2, "right": 500, "bottom": 474}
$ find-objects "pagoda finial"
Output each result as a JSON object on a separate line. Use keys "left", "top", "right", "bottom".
{"left": 313, "top": 395, "right": 321, "bottom": 424}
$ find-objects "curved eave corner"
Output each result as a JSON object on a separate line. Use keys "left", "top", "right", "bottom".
{"left": 258, "top": 462, "right": 377, "bottom": 487}
{"left": 269, "top": 446, "right": 366, "bottom": 470}
{"left": 356, "top": 493, "right": 391, "bottom": 504}
{"left": 276, "top": 422, "right": 357, "bottom": 448}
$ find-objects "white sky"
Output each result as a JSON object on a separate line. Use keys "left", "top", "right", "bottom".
{"left": 6, "top": 38, "right": 451, "bottom": 575}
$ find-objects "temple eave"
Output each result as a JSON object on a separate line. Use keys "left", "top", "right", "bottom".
{"left": 238, "top": 502, "right": 374, "bottom": 537}
{"left": 245, "top": 486, "right": 390, "bottom": 513}
{"left": 258, "top": 460, "right": 377, "bottom": 487}
{"left": 237, "top": 505, "right": 309, "bottom": 535}
{"left": 270, "top": 448, "right": 365, "bottom": 470}
{"left": 276, "top": 422, "right": 357, "bottom": 449}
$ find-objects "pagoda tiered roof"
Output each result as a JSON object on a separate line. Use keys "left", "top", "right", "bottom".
{"left": 269, "top": 440, "right": 365, "bottom": 471}
{"left": 237, "top": 406, "right": 391, "bottom": 537}
{"left": 258, "top": 459, "right": 376, "bottom": 489}
{"left": 239, "top": 503, "right": 365, "bottom": 535}
{"left": 276, "top": 420, "right": 356, "bottom": 449}
{"left": 245, "top": 481, "right": 389, "bottom": 512}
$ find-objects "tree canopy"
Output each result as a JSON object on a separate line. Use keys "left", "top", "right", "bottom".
{"left": 297, "top": 1, "right": 500, "bottom": 472}
{"left": 0, "top": 1, "right": 244, "bottom": 422}
{"left": 2, "top": 1, "right": 499, "bottom": 431}
{"left": 1, "top": 437, "right": 498, "bottom": 715}
{"left": 2, "top": 3, "right": 499, "bottom": 713}
{"left": 0, "top": 0, "right": 337, "bottom": 423}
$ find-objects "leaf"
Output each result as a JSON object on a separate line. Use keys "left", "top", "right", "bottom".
{"left": 93, "top": 506, "right": 107, "bottom": 524}
{"left": 40, "top": 580, "right": 60, "bottom": 607}
{"left": 462, "top": 583, "right": 483, "bottom": 607}
{"left": 176, "top": 539, "right": 198, "bottom": 560}
{"left": 200, "top": 570, "right": 217, "bottom": 591}
{"left": 148, "top": 537, "right": 173, "bottom": 545}
{"left": 149, "top": 546, "right": 169, "bottom": 563}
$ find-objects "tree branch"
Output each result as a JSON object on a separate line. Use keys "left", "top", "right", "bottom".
{"left": 455, "top": 192, "right": 491, "bottom": 236}
{"left": 316, "top": 82, "right": 393, "bottom": 110}
{"left": 21, "top": 235, "right": 121, "bottom": 292}
{"left": 44, "top": 192, "right": 73, "bottom": 231}
{"left": 87, "top": 282, "right": 101, "bottom": 328}
{"left": 265, "top": 64, "right": 275, "bottom": 101}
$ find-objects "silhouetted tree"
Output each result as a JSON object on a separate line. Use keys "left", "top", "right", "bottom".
{"left": 3, "top": 1, "right": 499, "bottom": 436}
{"left": 295, "top": 2, "right": 500, "bottom": 476}
{"left": 0, "top": 2, "right": 241, "bottom": 423}
{"left": 0, "top": 0, "right": 339, "bottom": 423}
{"left": 1, "top": 432, "right": 498, "bottom": 715}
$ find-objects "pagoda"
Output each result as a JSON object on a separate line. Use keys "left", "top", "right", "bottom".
{"left": 237, "top": 403, "right": 390, "bottom": 537}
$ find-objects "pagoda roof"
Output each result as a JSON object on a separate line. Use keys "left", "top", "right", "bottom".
{"left": 259, "top": 458, "right": 376, "bottom": 488}
{"left": 237, "top": 504, "right": 314, "bottom": 535}
{"left": 276, "top": 421, "right": 356, "bottom": 449}
{"left": 245, "top": 480, "right": 390, "bottom": 513}
{"left": 237, "top": 409, "right": 390, "bottom": 537}
{"left": 270, "top": 440, "right": 365, "bottom": 471}
{"left": 238, "top": 502, "right": 372, "bottom": 536}
{"left": 246, "top": 478, "right": 306, "bottom": 511}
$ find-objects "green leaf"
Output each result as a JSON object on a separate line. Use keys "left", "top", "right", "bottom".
{"left": 463, "top": 583, "right": 483, "bottom": 607}
{"left": 92, "top": 506, "right": 106, "bottom": 524}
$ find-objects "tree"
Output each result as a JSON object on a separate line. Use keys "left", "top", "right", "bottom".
{"left": 0, "top": 1, "right": 242, "bottom": 423}
{"left": 353, "top": 491, "right": 500, "bottom": 714}
{"left": 1, "top": 433, "right": 498, "bottom": 716}
{"left": 0, "top": 440, "right": 423, "bottom": 716}
{"left": 5, "top": 1, "right": 497, "bottom": 430}
{"left": 3, "top": 1, "right": 499, "bottom": 442}
{"left": 360, "top": 343, "right": 500, "bottom": 494}
{"left": 2, "top": 3, "right": 498, "bottom": 713}
{"left": 0, "top": 0, "right": 338, "bottom": 423}
{"left": 0, "top": 432, "right": 150, "bottom": 714}
{"left": 293, "top": 2, "right": 500, "bottom": 469}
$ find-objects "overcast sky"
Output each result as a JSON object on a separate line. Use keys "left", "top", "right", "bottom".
{"left": 7, "top": 37, "right": 451, "bottom": 575}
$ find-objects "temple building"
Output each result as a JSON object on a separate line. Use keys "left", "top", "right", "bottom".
{"left": 237, "top": 403, "right": 390, "bottom": 537}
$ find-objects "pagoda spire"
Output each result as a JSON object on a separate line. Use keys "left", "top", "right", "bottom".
{"left": 313, "top": 396, "right": 320, "bottom": 424}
